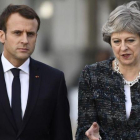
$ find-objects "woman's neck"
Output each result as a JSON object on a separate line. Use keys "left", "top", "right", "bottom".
{"left": 113, "top": 60, "right": 140, "bottom": 81}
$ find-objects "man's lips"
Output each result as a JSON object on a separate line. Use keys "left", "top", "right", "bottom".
{"left": 18, "top": 48, "right": 29, "bottom": 50}
{"left": 17, "top": 48, "right": 29, "bottom": 51}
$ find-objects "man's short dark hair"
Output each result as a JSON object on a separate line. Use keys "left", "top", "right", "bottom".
{"left": 0, "top": 4, "right": 40, "bottom": 32}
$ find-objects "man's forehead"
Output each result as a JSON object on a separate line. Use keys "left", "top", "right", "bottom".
{"left": 7, "top": 26, "right": 37, "bottom": 32}
{"left": 6, "top": 13, "right": 38, "bottom": 32}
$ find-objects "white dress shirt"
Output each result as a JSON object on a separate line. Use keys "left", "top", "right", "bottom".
{"left": 124, "top": 85, "right": 132, "bottom": 119}
{"left": 1, "top": 54, "right": 30, "bottom": 118}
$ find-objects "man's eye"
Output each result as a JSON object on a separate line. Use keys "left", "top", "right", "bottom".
{"left": 27, "top": 33, "right": 35, "bottom": 37}
{"left": 14, "top": 31, "right": 21, "bottom": 35}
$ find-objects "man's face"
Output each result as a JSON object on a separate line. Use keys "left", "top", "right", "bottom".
{"left": 0, "top": 13, "right": 38, "bottom": 67}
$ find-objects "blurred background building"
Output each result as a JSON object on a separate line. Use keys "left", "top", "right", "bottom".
{"left": 0, "top": 0, "right": 132, "bottom": 139}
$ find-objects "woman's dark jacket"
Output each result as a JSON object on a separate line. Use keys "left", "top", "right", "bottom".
{"left": 76, "top": 57, "right": 140, "bottom": 140}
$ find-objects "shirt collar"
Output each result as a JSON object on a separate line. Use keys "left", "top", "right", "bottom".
{"left": 1, "top": 53, "right": 30, "bottom": 74}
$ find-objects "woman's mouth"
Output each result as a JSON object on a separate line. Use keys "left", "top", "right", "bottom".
{"left": 121, "top": 54, "right": 131, "bottom": 59}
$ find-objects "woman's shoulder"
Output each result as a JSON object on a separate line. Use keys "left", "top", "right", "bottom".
{"left": 79, "top": 57, "right": 114, "bottom": 83}
{"left": 85, "top": 57, "right": 114, "bottom": 72}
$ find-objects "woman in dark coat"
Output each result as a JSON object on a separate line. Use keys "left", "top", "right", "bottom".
{"left": 76, "top": 1, "right": 140, "bottom": 140}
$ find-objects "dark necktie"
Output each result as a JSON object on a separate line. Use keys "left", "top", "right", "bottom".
{"left": 11, "top": 68, "right": 22, "bottom": 130}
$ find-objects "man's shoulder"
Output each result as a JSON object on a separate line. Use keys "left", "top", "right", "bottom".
{"left": 30, "top": 58, "right": 63, "bottom": 75}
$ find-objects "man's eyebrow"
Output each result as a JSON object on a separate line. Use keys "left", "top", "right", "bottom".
{"left": 11, "top": 30, "right": 22, "bottom": 32}
{"left": 27, "top": 31, "right": 36, "bottom": 33}
{"left": 11, "top": 30, "right": 36, "bottom": 33}
{"left": 12, "top": 30, "right": 22, "bottom": 32}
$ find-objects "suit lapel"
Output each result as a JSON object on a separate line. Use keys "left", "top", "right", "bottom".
{"left": 0, "top": 58, "right": 17, "bottom": 131}
{"left": 17, "top": 58, "right": 41, "bottom": 136}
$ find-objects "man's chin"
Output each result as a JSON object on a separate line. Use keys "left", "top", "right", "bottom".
{"left": 15, "top": 55, "right": 30, "bottom": 61}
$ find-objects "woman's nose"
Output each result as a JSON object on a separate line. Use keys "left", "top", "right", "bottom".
{"left": 121, "top": 41, "right": 128, "bottom": 51}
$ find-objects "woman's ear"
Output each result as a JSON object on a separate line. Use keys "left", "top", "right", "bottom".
{"left": 0, "top": 30, "right": 5, "bottom": 44}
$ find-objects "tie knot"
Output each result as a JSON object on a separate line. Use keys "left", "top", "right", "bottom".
{"left": 11, "top": 68, "right": 20, "bottom": 77}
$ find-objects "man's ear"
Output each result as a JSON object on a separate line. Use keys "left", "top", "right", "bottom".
{"left": 0, "top": 30, "right": 5, "bottom": 44}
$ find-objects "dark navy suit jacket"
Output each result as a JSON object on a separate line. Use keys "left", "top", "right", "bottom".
{"left": 0, "top": 57, "right": 73, "bottom": 140}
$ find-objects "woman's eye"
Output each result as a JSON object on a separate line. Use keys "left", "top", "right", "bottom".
{"left": 127, "top": 39, "right": 135, "bottom": 43}
{"left": 114, "top": 40, "right": 120, "bottom": 44}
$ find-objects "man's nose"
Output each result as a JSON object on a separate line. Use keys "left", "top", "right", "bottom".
{"left": 21, "top": 33, "right": 28, "bottom": 44}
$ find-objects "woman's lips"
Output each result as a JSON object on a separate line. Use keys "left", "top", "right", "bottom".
{"left": 121, "top": 54, "right": 131, "bottom": 59}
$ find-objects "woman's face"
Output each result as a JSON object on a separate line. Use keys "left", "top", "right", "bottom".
{"left": 111, "top": 31, "right": 140, "bottom": 66}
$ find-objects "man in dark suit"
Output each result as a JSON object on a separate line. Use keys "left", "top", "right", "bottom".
{"left": 0, "top": 4, "right": 73, "bottom": 140}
